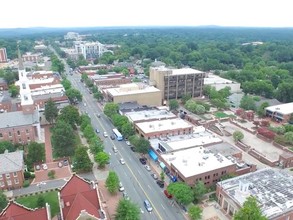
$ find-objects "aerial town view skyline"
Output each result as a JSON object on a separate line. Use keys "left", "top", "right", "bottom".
{"left": 0, "top": 1, "right": 293, "bottom": 220}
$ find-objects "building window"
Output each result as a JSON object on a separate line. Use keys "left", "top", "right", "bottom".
{"left": 13, "top": 172, "right": 17, "bottom": 177}
{"left": 5, "top": 174, "right": 10, "bottom": 179}
{"left": 7, "top": 180, "right": 12, "bottom": 186}
{"left": 8, "top": 132, "right": 12, "bottom": 137}
{"left": 17, "top": 130, "right": 20, "bottom": 135}
{"left": 26, "top": 129, "right": 29, "bottom": 134}
{"left": 0, "top": 133, "right": 2, "bottom": 138}
{"left": 14, "top": 178, "right": 19, "bottom": 184}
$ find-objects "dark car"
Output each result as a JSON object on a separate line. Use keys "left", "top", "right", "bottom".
{"left": 156, "top": 180, "right": 164, "bottom": 188}
{"left": 130, "top": 147, "right": 136, "bottom": 152}
{"left": 139, "top": 157, "right": 147, "bottom": 165}
{"left": 110, "top": 135, "right": 115, "bottom": 140}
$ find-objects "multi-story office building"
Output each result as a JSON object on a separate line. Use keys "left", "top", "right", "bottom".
{"left": 149, "top": 66, "right": 205, "bottom": 104}
{"left": 0, "top": 48, "right": 7, "bottom": 63}
{"left": 75, "top": 42, "right": 108, "bottom": 60}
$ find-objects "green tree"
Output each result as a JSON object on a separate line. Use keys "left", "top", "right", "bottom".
{"left": 188, "top": 205, "right": 202, "bottom": 220}
{"left": 240, "top": 95, "right": 256, "bottom": 111}
{"left": 185, "top": 99, "right": 197, "bottom": 113}
{"left": 51, "top": 120, "right": 75, "bottom": 157}
{"left": 66, "top": 88, "right": 82, "bottom": 103}
{"left": 37, "top": 195, "right": 45, "bottom": 208}
{"left": 167, "top": 182, "right": 194, "bottom": 205}
{"left": 58, "top": 105, "right": 80, "bottom": 129}
{"left": 121, "top": 122, "right": 135, "bottom": 138}
{"left": 9, "top": 84, "right": 19, "bottom": 97}
{"left": 0, "top": 141, "right": 16, "bottom": 154}
{"left": 195, "top": 105, "right": 206, "bottom": 114}
{"left": 257, "top": 102, "right": 269, "bottom": 118}
{"left": 83, "top": 124, "right": 96, "bottom": 140}
{"left": 44, "top": 98, "right": 58, "bottom": 124}
{"left": 61, "top": 78, "right": 72, "bottom": 90}
{"left": 73, "top": 146, "right": 93, "bottom": 173}
{"left": 0, "top": 191, "right": 8, "bottom": 212}
{"left": 160, "top": 171, "right": 165, "bottom": 181}
{"left": 234, "top": 196, "right": 267, "bottom": 220}
{"left": 193, "top": 181, "right": 207, "bottom": 203}
{"left": 115, "top": 199, "right": 140, "bottom": 220}
{"left": 89, "top": 137, "right": 104, "bottom": 155}
{"left": 26, "top": 142, "right": 45, "bottom": 168}
{"left": 181, "top": 94, "right": 192, "bottom": 104}
{"left": 106, "top": 171, "right": 119, "bottom": 194}
{"left": 233, "top": 131, "right": 244, "bottom": 142}
{"left": 284, "top": 132, "right": 293, "bottom": 145}
{"left": 104, "top": 103, "right": 119, "bottom": 118}
{"left": 169, "top": 99, "right": 179, "bottom": 111}
{"left": 95, "top": 151, "right": 110, "bottom": 168}
{"left": 94, "top": 91, "right": 103, "bottom": 101}
{"left": 135, "top": 137, "right": 150, "bottom": 155}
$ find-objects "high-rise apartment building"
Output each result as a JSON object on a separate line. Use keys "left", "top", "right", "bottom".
{"left": 0, "top": 48, "right": 7, "bottom": 63}
{"left": 149, "top": 66, "right": 205, "bottom": 104}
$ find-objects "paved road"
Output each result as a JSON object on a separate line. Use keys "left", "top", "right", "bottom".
{"left": 66, "top": 73, "right": 185, "bottom": 220}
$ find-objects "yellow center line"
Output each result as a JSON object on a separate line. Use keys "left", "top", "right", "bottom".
{"left": 82, "top": 94, "right": 163, "bottom": 220}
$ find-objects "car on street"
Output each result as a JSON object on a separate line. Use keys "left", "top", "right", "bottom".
{"left": 130, "top": 146, "right": 136, "bottom": 152}
{"left": 125, "top": 141, "right": 131, "bottom": 146}
{"left": 119, "top": 182, "right": 125, "bottom": 192}
{"left": 103, "top": 132, "right": 108, "bottom": 137}
{"left": 145, "top": 165, "right": 151, "bottom": 171}
{"left": 164, "top": 190, "right": 173, "bottom": 199}
{"left": 139, "top": 157, "right": 147, "bottom": 165}
{"left": 123, "top": 192, "right": 130, "bottom": 200}
{"left": 110, "top": 135, "right": 115, "bottom": 140}
{"left": 95, "top": 129, "right": 100, "bottom": 133}
{"left": 112, "top": 146, "right": 118, "bottom": 153}
{"left": 144, "top": 199, "right": 153, "bottom": 212}
{"left": 151, "top": 173, "right": 158, "bottom": 180}
{"left": 156, "top": 180, "right": 165, "bottom": 188}
{"left": 120, "top": 158, "right": 125, "bottom": 165}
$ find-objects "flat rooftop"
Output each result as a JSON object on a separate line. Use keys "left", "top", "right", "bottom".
{"left": 219, "top": 168, "right": 293, "bottom": 219}
{"left": 265, "top": 102, "right": 293, "bottom": 115}
{"left": 204, "top": 74, "right": 236, "bottom": 84}
{"left": 206, "top": 142, "right": 241, "bottom": 157}
{"left": 136, "top": 118, "right": 193, "bottom": 134}
{"left": 162, "top": 147, "right": 234, "bottom": 178}
{"left": 106, "top": 83, "right": 160, "bottom": 96}
{"left": 149, "top": 127, "right": 222, "bottom": 152}
{"left": 125, "top": 109, "right": 176, "bottom": 122}
{"left": 151, "top": 66, "right": 204, "bottom": 75}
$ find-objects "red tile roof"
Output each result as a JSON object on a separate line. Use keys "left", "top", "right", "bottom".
{"left": 60, "top": 174, "right": 102, "bottom": 220}
{"left": 0, "top": 201, "right": 48, "bottom": 220}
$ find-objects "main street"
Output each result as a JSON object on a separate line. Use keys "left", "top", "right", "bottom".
{"left": 67, "top": 71, "right": 186, "bottom": 220}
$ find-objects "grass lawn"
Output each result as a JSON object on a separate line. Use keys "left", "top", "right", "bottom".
{"left": 214, "top": 111, "right": 230, "bottom": 118}
{"left": 16, "top": 191, "right": 59, "bottom": 217}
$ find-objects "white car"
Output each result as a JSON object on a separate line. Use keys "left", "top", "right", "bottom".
{"left": 42, "top": 164, "right": 48, "bottom": 170}
{"left": 120, "top": 158, "right": 125, "bottom": 165}
{"left": 103, "top": 132, "right": 108, "bottom": 137}
{"left": 125, "top": 141, "right": 131, "bottom": 146}
{"left": 119, "top": 182, "right": 125, "bottom": 192}
{"left": 145, "top": 165, "right": 151, "bottom": 171}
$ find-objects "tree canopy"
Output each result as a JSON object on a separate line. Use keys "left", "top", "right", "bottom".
{"left": 106, "top": 171, "right": 120, "bottom": 194}
{"left": 233, "top": 131, "right": 244, "bottom": 142}
{"left": 104, "top": 103, "right": 119, "bottom": 118}
{"left": 73, "top": 146, "right": 93, "bottom": 173}
{"left": 95, "top": 151, "right": 110, "bottom": 168}
{"left": 114, "top": 199, "right": 140, "bottom": 220}
{"left": 167, "top": 182, "right": 194, "bottom": 205}
{"left": 0, "top": 191, "right": 8, "bottom": 212}
{"left": 44, "top": 98, "right": 58, "bottom": 124}
{"left": 26, "top": 142, "right": 45, "bottom": 168}
{"left": 188, "top": 205, "right": 202, "bottom": 220}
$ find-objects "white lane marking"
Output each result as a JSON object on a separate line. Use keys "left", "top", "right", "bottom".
{"left": 161, "top": 204, "right": 165, "bottom": 210}
{"left": 140, "top": 208, "right": 144, "bottom": 213}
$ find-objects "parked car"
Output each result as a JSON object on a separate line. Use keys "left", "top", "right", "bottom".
{"left": 103, "top": 132, "right": 108, "bottom": 137}
{"left": 139, "top": 157, "right": 147, "bottom": 165}
{"left": 156, "top": 180, "right": 164, "bottom": 188}
{"left": 164, "top": 189, "right": 173, "bottom": 199}
{"left": 120, "top": 158, "right": 125, "bottom": 165}
{"left": 145, "top": 165, "right": 151, "bottom": 171}
{"left": 125, "top": 141, "right": 131, "bottom": 146}
{"left": 35, "top": 164, "right": 41, "bottom": 171}
{"left": 112, "top": 146, "right": 118, "bottom": 153}
{"left": 63, "top": 159, "right": 69, "bottom": 166}
{"left": 58, "top": 161, "right": 63, "bottom": 168}
{"left": 110, "top": 135, "right": 115, "bottom": 140}
{"left": 96, "top": 129, "right": 100, "bottom": 133}
{"left": 119, "top": 182, "right": 125, "bottom": 192}
{"left": 130, "top": 147, "right": 136, "bottom": 152}
{"left": 151, "top": 173, "right": 158, "bottom": 180}
{"left": 144, "top": 199, "right": 153, "bottom": 212}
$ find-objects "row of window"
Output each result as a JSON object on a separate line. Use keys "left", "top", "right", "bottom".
{"left": 0, "top": 129, "right": 30, "bottom": 138}
{"left": 0, "top": 172, "right": 18, "bottom": 180}
{"left": 196, "top": 171, "right": 227, "bottom": 182}
{"left": 0, "top": 178, "right": 19, "bottom": 187}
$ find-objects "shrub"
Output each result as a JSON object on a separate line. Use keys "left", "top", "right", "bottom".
{"left": 24, "top": 171, "right": 31, "bottom": 179}
{"left": 23, "top": 180, "right": 30, "bottom": 187}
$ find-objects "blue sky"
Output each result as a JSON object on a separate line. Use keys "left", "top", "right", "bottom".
{"left": 1, "top": 0, "right": 292, "bottom": 28}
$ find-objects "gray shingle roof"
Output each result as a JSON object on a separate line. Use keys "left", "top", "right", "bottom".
{"left": 0, "top": 151, "right": 24, "bottom": 174}
{"left": 0, "top": 110, "right": 39, "bottom": 129}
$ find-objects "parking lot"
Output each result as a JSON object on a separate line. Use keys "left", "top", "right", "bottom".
{"left": 32, "top": 160, "right": 72, "bottom": 184}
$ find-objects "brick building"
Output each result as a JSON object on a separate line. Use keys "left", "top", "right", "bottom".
{"left": 266, "top": 102, "right": 293, "bottom": 123}
{"left": 90, "top": 73, "right": 131, "bottom": 90}
{"left": 0, "top": 151, "right": 25, "bottom": 190}
{"left": 0, "top": 48, "right": 7, "bottom": 63}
